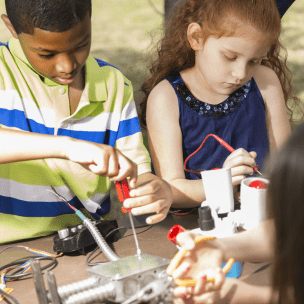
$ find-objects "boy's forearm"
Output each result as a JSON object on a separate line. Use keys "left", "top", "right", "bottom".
{"left": 0, "top": 128, "right": 69, "bottom": 163}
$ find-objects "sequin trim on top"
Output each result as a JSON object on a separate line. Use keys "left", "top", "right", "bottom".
{"left": 174, "top": 78, "right": 252, "bottom": 119}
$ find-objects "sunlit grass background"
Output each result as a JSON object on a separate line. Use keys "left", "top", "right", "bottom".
{"left": 0, "top": 0, "right": 302, "bottom": 122}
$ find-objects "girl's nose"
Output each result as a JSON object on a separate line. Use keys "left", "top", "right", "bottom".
{"left": 231, "top": 63, "right": 247, "bottom": 82}
{"left": 55, "top": 53, "right": 77, "bottom": 75}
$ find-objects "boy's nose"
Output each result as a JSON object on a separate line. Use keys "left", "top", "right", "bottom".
{"left": 55, "top": 53, "right": 77, "bottom": 75}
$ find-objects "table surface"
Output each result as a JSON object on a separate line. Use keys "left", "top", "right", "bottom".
{"left": 0, "top": 211, "right": 271, "bottom": 304}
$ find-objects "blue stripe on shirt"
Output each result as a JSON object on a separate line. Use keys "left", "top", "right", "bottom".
{"left": 0, "top": 109, "right": 141, "bottom": 144}
{"left": 0, "top": 195, "right": 111, "bottom": 217}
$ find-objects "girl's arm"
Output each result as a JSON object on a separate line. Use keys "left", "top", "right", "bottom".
{"left": 146, "top": 80, "right": 261, "bottom": 207}
{"left": 174, "top": 279, "right": 273, "bottom": 304}
{"left": 254, "top": 65, "right": 291, "bottom": 152}
{"left": 172, "top": 220, "right": 275, "bottom": 303}
{"left": 146, "top": 80, "right": 206, "bottom": 207}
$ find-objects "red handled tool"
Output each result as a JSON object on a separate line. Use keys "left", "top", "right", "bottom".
{"left": 115, "top": 178, "right": 142, "bottom": 256}
{"left": 184, "top": 134, "right": 262, "bottom": 175}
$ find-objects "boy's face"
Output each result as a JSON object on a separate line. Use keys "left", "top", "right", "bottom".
{"left": 17, "top": 13, "right": 91, "bottom": 85}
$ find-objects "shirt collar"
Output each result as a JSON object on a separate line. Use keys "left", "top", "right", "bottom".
{"left": 9, "top": 37, "right": 107, "bottom": 102}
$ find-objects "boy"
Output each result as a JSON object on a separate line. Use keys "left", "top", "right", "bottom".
{"left": 0, "top": 0, "right": 172, "bottom": 244}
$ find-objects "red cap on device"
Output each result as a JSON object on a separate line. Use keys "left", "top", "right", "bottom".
{"left": 168, "top": 225, "right": 186, "bottom": 244}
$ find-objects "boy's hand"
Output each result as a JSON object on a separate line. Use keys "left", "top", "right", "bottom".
{"left": 64, "top": 138, "right": 137, "bottom": 186}
{"left": 172, "top": 231, "right": 225, "bottom": 296}
{"left": 222, "top": 148, "right": 257, "bottom": 186}
{"left": 123, "top": 173, "right": 173, "bottom": 224}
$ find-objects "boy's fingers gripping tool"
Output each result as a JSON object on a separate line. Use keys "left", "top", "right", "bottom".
{"left": 115, "top": 178, "right": 142, "bottom": 256}
{"left": 166, "top": 225, "right": 234, "bottom": 287}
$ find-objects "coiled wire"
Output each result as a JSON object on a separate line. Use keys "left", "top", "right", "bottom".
{"left": 83, "top": 218, "right": 120, "bottom": 262}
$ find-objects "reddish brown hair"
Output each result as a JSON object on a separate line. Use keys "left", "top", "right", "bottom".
{"left": 139, "top": 0, "right": 299, "bottom": 127}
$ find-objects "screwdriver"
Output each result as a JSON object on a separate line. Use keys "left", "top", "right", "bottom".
{"left": 115, "top": 178, "right": 142, "bottom": 256}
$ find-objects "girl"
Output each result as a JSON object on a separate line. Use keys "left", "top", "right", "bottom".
{"left": 140, "top": 0, "right": 298, "bottom": 207}
{"left": 172, "top": 122, "right": 304, "bottom": 304}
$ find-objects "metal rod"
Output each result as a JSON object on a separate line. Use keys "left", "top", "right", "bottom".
{"left": 128, "top": 212, "right": 142, "bottom": 256}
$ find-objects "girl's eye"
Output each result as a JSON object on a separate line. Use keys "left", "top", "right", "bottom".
{"left": 250, "top": 60, "right": 261, "bottom": 65}
{"left": 39, "top": 54, "right": 54, "bottom": 59}
{"left": 224, "top": 55, "right": 237, "bottom": 61}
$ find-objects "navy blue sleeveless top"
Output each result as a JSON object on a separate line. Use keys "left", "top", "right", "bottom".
{"left": 166, "top": 73, "right": 270, "bottom": 180}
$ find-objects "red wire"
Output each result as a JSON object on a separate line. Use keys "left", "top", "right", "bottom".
{"left": 184, "top": 133, "right": 259, "bottom": 174}
{"left": 184, "top": 134, "right": 216, "bottom": 174}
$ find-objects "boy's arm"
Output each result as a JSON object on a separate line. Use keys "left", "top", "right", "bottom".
{"left": 114, "top": 79, "right": 173, "bottom": 224}
{"left": 0, "top": 128, "right": 137, "bottom": 185}
{"left": 124, "top": 172, "right": 173, "bottom": 224}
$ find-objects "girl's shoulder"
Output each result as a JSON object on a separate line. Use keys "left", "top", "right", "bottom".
{"left": 253, "top": 64, "right": 283, "bottom": 106}
{"left": 254, "top": 65, "right": 281, "bottom": 91}
{"left": 148, "top": 78, "right": 179, "bottom": 107}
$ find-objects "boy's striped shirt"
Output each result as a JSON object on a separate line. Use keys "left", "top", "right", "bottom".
{"left": 0, "top": 38, "right": 151, "bottom": 243}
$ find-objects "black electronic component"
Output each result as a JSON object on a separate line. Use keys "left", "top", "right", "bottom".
{"left": 198, "top": 206, "right": 215, "bottom": 231}
{"left": 53, "top": 220, "right": 121, "bottom": 254}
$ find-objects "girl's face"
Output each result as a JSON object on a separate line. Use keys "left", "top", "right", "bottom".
{"left": 192, "top": 26, "right": 271, "bottom": 98}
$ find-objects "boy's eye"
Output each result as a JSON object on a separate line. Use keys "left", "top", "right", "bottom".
{"left": 38, "top": 54, "right": 55, "bottom": 59}
{"left": 76, "top": 42, "right": 89, "bottom": 50}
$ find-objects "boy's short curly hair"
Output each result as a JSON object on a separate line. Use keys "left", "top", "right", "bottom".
{"left": 5, "top": 0, "right": 92, "bottom": 35}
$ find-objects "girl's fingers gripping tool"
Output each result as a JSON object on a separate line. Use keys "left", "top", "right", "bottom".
{"left": 115, "top": 178, "right": 142, "bottom": 256}
{"left": 166, "top": 225, "right": 234, "bottom": 287}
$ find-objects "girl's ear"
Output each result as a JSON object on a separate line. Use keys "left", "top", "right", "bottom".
{"left": 1, "top": 15, "right": 18, "bottom": 39}
{"left": 187, "top": 23, "right": 203, "bottom": 51}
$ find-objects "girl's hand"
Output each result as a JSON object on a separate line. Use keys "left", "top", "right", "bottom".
{"left": 171, "top": 231, "right": 225, "bottom": 295}
{"left": 123, "top": 173, "right": 173, "bottom": 224}
{"left": 64, "top": 138, "right": 138, "bottom": 187}
{"left": 222, "top": 148, "right": 257, "bottom": 187}
{"left": 173, "top": 278, "right": 241, "bottom": 304}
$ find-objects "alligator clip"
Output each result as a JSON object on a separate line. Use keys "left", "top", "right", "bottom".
{"left": 115, "top": 178, "right": 132, "bottom": 213}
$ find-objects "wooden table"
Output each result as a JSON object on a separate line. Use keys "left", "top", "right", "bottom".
{"left": 0, "top": 210, "right": 271, "bottom": 304}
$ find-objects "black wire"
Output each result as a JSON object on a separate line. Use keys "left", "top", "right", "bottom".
{"left": 0, "top": 288, "right": 20, "bottom": 304}
{"left": 122, "top": 225, "right": 153, "bottom": 239}
{"left": 0, "top": 256, "right": 57, "bottom": 280}
{"left": 86, "top": 225, "right": 154, "bottom": 266}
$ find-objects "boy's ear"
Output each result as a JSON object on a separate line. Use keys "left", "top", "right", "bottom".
{"left": 1, "top": 15, "right": 18, "bottom": 39}
{"left": 187, "top": 23, "right": 203, "bottom": 51}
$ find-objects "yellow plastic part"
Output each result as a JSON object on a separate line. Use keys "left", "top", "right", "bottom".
{"left": 0, "top": 288, "right": 14, "bottom": 302}
{"left": 166, "top": 235, "right": 234, "bottom": 287}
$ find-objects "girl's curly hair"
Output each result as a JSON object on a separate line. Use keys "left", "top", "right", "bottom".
{"left": 139, "top": 0, "right": 300, "bottom": 127}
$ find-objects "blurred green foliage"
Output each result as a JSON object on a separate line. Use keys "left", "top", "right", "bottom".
{"left": 0, "top": 0, "right": 302, "bottom": 123}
